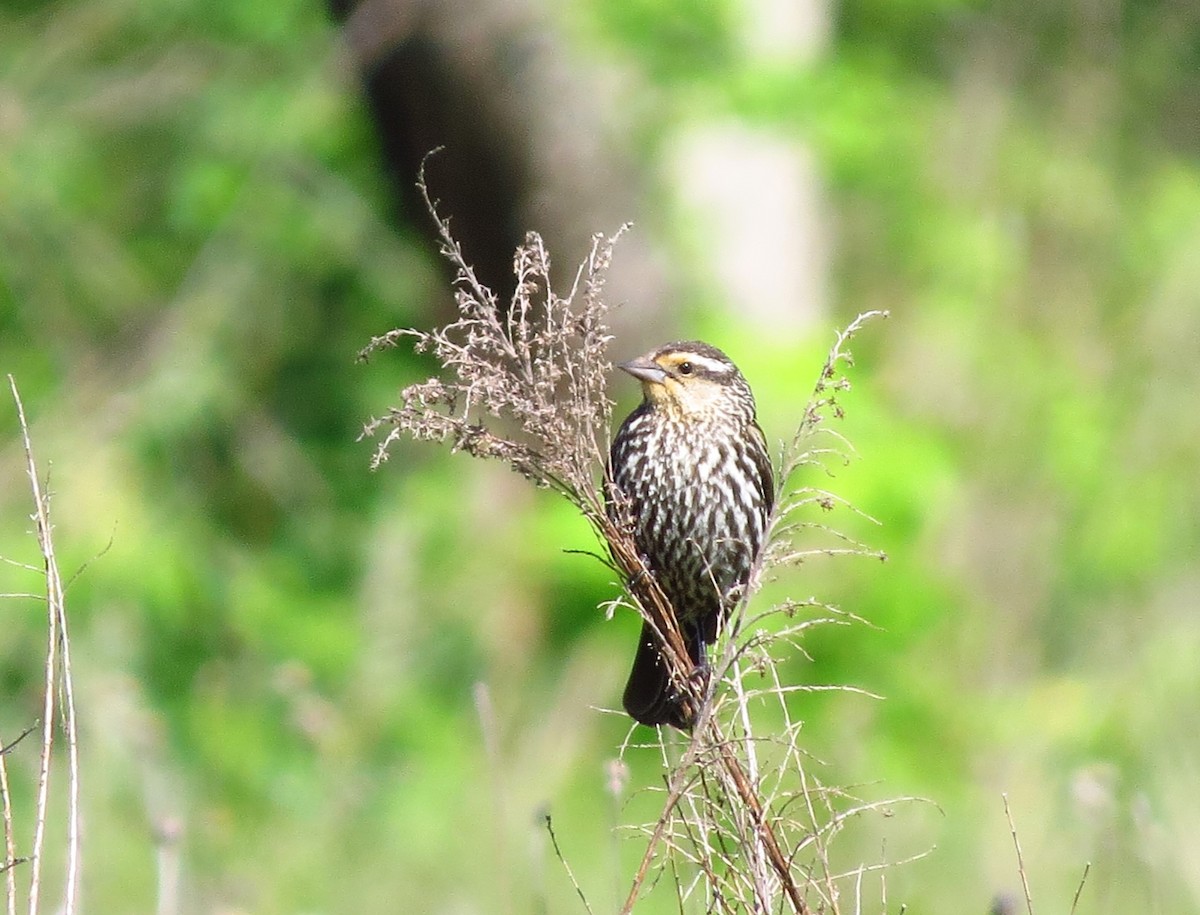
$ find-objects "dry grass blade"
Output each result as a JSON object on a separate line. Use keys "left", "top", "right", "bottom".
{"left": 8, "top": 376, "right": 82, "bottom": 915}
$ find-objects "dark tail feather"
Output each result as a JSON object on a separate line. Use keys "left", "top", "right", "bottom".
{"left": 622, "top": 620, "right": 703, "bottom": 730}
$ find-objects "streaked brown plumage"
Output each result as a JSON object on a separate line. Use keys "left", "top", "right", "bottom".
{"left": 608, "top": 341, "right": 774, "bottom": 729}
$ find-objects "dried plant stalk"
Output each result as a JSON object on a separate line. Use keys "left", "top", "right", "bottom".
{"left": 362, "top": 157, "right": 904, "bottom": 913}
{"left": 5, "top": 377, "right": 82, "bottom": 915}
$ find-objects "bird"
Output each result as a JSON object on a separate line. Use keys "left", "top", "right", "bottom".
{"left": 608, "top": 341, "right": 774, "bottom": 729}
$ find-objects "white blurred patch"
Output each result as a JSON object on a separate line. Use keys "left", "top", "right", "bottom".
{"left": 739, "top": 0, "right": 831, "bottom": 63}
{"left": 673, "top": 125, "right": 830, "bottom": 334}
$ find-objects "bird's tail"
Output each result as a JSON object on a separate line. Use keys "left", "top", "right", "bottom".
{"left": 622, "top": 620, "right": 703, "bottom": 730}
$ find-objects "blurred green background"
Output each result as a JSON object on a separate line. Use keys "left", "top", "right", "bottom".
{"left": 2, "top": 0, "right": 1199, "bottom": 912}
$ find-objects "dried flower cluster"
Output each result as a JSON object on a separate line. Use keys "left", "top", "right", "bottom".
{"left": 359, "top": 164, "right": 620, "bottom": 523}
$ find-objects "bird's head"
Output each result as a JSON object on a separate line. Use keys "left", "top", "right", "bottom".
{"left": 618, "top": 341, "right": 755, "bottom": 421}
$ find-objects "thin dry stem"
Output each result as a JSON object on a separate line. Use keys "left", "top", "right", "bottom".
{"left": 1003, "top": 793, "right": 1035, "bottom": 915}
{"left": 545, "top": 815, "right": 595, "bottom": 915}
{"left": 1069, "top": 862, "right": 1091, "bottom": 915}
{"left": 0, "top": 726, "right": 36, "bottom": 915}
{"left": 0, "top": 733, "right": 16, "bottom": 915}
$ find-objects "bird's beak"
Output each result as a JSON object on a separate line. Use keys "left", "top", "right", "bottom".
{"left": 618, "top": 355, "right": 669, "bottom": 386}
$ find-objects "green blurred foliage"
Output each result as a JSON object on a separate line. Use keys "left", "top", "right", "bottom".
{"left": 2, "top": 0, "right": 1200, "bottom": 912}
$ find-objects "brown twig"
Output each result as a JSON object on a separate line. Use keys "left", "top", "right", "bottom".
{"left": 596, "top": 514, "right": 697, "bottom": 708}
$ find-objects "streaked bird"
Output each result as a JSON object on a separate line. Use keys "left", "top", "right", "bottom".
{"left": 609, "top": 341, "right": 774, "bottom": 729}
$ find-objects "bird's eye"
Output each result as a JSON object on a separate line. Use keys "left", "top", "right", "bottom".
{"left": 677, "top": 362, "right": 694, "bottom": 376}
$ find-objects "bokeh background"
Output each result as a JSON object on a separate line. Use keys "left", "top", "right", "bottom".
{"left": 2, "top": 0, "right": 1199, "bottom": 911}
